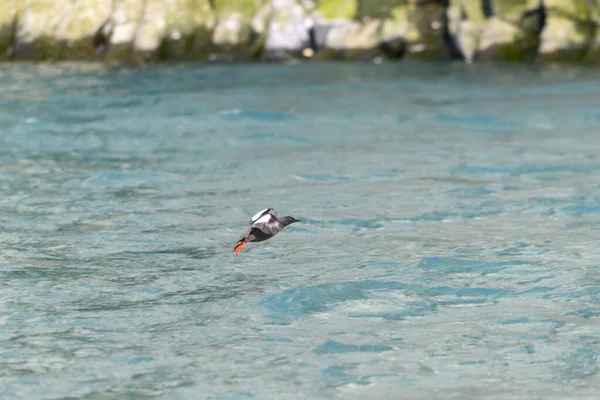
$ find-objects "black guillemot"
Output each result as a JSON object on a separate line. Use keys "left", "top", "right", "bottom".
{"left": 233, "top": 208, "right": 300, "bottom": 256}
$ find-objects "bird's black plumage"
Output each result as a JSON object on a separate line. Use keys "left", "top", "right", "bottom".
{"left": 234, "top": 208, "right": 300, "bottom": 255}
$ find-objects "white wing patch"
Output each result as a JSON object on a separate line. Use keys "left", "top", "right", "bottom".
{"left": 251, "top": 208, "right": 270, "bottom": 223}
{"left": 250, "top": 208, "right": 277, "bottom": 224}
{"left": 254, "top": 214, "right": 273, "bottom": 225}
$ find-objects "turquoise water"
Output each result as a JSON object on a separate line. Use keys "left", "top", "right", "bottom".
{"left": 1, "top": 61, "right": 600, "bottom": 399}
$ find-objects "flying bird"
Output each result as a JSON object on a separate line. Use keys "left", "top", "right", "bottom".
{"left": 233, "top": 208, "right": 301, "bottom": 256}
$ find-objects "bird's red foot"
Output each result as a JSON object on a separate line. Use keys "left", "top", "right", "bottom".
{"left": 233, "top": 242, "right": 247, "bottom": 256}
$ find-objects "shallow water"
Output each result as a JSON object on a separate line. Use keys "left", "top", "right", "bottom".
{"left": 1, "top": 61, "right": 600, "bottom": 399}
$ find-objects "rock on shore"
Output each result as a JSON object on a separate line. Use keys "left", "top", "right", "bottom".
{"left": 1, "top": 0, "right": 600, "bottom": 63}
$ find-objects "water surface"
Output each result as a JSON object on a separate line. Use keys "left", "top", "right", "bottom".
{"left": 1, "top": 61, "right": 600, "bottom": 399}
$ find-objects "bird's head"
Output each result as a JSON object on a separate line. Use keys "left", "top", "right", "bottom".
{"left": 280, "top": 216, "right": 301, "bottom": 227}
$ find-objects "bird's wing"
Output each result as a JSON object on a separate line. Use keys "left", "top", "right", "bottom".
{"left": 249, "top": 208, "right": 277, "bottom": 225}
{"left": 252, "top": 213, "right": 283, "bottom": 236}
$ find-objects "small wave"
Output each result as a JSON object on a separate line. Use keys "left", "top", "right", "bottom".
{"left": 561, "top": 205, "right": 600, "bottom": 216}
{"left": 219, "top": 109, "right": 295, "bottom": 122}
{"left": 450, "top": 163, "right": 600, "bottom": 176}
{"left": 314, "top": 340, "right": 393, "bottom": 354}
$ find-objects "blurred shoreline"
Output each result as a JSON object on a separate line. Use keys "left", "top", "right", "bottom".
{"left": 1, "top": 0, "right": 599, "bottom": 64}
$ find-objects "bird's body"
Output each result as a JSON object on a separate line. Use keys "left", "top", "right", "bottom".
{"left": 233, "top": 208, "right": 300, "bottom": 255}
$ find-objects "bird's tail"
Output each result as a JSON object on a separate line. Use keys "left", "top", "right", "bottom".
{"left": 233, "top": 241, "right": 247, "bottom": 256}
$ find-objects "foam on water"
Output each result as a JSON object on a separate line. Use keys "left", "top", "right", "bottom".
{"left": 1, "top": 61, "right": 600, "bottom": 399}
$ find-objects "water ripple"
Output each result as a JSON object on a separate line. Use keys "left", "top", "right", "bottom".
{"left": 2, "top": 61, "right": 600, "bottom": 399}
